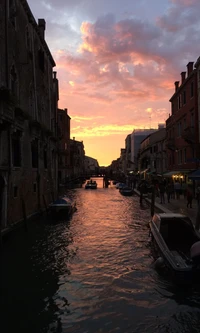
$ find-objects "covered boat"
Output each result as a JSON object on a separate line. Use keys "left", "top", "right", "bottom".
{"left": 119, "top": 187, "right": 134, "bottom": 196}
{"left": 49, "top": 196, "right": 76, "bottom": 219}
{"left": 149, "top": 213, "right": 200, "bottom": 281}
{"left": 85, "top": 180, "right": 97, "bottom": 189}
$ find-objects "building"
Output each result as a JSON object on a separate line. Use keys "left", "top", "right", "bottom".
{"left": 138, "top": 127, "right": 166, "bottom": 178}
{"left": 0, "top": 0, "right": 58, "bottom": 229}
{"left": 166, "top": 61, "right": 199, "bottom": 181}
{"left": 84, "top": 156, "right": 99, "bottom": 176}
{"left": 130, "top": 128, "right": 158, "bottom": 171}
{"left": 57, "top": 108, "right": 71, "bottom": 184}
{"left": 69, "top": 138, "right": 85, "bottom": 179}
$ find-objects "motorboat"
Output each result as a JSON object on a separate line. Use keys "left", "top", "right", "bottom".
{"left": 49, "top": 196, "right": 76, "bottom": 219}
{"left": 85, "top": 180, "right": 97, "bottom": 189}
{"left": 115, "top": 182, "right": 127, "bottom": 189}
{"left": 119, "top": 187, "right": 134, "bottom": 196}
{"left": 149, "top": 213, "right": 200, "bottom": 281}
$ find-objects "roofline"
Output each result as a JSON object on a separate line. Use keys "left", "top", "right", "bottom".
{"left": 169, "top": 69, "right": 196, "bottom": 102}
{"left": 21, "top": 0, "right": 56, "bottom": 67}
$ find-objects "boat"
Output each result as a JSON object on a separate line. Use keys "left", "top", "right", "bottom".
{"left": 49, "top": 196, "right": 76, "bottom": 219}
{"left": 115, "top": 182, "right": 127, "bottom": 189}
{"left": 149, "top": 213, "right": 200, "bottom": 281}
{"left": 85, "top": 180, "right": 97, "bottom": 189}
{"left": 119, "top": 187, "right": 134, "bottom": 196}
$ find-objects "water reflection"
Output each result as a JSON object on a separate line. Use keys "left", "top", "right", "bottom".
{"left": 1, "top": 178, "right": 200, "bottom": 333}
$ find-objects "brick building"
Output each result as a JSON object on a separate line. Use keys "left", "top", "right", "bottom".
{"left": 166, "top": 61, "right": 199, "bottom": 181}
{"left": 57, "top": 108, "right": 71, "bottom": 184}
{"left": 0, "top": 0, "right": 58, "bottom": 229}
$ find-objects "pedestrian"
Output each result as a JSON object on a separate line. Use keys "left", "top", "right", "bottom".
{"left": 166, "top": 182, "right": 173, "bottom": 203}
{"left": 186, "top": 186, "right": 193, "bottom": 208}
{"left": 159, "top": 181, "right": 165, "bottom": 204}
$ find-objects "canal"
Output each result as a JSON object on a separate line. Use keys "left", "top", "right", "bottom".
{"left": 1, "top": 178, "right": 200, "bottom": 333}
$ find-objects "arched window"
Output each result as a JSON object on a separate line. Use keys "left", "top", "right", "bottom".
{"left": 9, "top": 0, "right": 17, "bottom": 28}
{"left": 29, "top": 84, "right": 35, "bottom": 118}
{"left": 25, "top": 26, "right": 31, "bottom": 51}
{"left": 10, "top": 65, "right": 18, "bottom": 96}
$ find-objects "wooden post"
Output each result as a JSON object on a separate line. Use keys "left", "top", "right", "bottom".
{"left": 21, "top": 195, "right": 28, "bottom": 232}
{"left": 151, "top": 186, "right": 155, "bottom": 217}
{"left": 195, "top": 202, "right": 200, "bottom": 230}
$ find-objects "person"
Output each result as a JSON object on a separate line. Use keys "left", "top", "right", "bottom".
{"left": 159, "top": 181, "right": 165, "bottom": 204}
{"left": 165, "top": 182, "right": 173, "bottom": 203}
{"left": 196, "top": 186, "right": 200, "bottom": 205}
{"left": 186, "top": 186, "right": 193, "bottom": 208}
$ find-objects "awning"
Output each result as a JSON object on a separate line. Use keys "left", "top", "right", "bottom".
{"left": 188, "top": 169, "right": 200, "bottom": 180}
{"left": 163, "top": 170, "right": 192, "bottom": 177}
{"left": 163, "top": 171, "right": 180, "bottom": 177}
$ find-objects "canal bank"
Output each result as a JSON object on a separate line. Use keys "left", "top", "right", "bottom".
{"left": 134, "top": 188, "right": 198, "bottom": 225}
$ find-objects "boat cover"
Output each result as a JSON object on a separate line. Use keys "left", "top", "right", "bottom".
{"left": 190, "top": 241, "right": 200, "bottom": 259}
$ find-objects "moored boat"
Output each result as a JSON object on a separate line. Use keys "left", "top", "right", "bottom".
{"left": 149, "top": 213, "right": 200, "bottom": 282}
{"left": 85, "top": 180, "right": 97, "bottom": 189}
{"left": 119, "top": 187, "right": 134, "bottom": 196}
{"left": 49, "top": 196, "right": 76, "bottom": 219}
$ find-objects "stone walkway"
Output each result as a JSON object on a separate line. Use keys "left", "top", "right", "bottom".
{"left": 134, "top": 189, "right": 199, "bottom": 225}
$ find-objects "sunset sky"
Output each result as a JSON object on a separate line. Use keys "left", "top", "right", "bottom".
{"left": 29, "top": 0, "right": 200, "bottom": 166}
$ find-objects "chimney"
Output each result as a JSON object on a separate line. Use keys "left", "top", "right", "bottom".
{"left": 187, "top": 62, "right": 194, "bottom": 76}
{"left": 73, "top": 137, "right": 75, "bottom": 140}
{"left": 64, "top": 108, "right": 68, "bottom": 114}
{"left": 174, "top": 81, "right": 179, "bottom": 92}
{"left": 53, "top": 71, "right": 57, "bottom": 79}
{"left": 38, "top": 19, "right": 46, "bottom": 39}
{"left": 181, "top": 71, "right": 186, "bottom": 84}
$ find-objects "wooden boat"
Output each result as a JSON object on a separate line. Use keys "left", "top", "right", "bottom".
{"left": 149, "top": 213, "right": 200, "bottom": 281}
{"left": 49, "top": 196, "right": 76, "bottom": 219}
{"left": 85, "top": 180, "right": 97, "bottom": 189}
{"left": 119, "top": 187, "right": 134, "bottom": 196}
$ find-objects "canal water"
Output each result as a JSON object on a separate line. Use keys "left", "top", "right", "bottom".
{"left": 1, "top": 178, "right": 200, "bottom": 333}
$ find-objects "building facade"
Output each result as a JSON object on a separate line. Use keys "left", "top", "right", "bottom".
{"left": 166, "top": 61, "right": 199, "bottom": 181}
{"left": 70, "top": 138, "right": 85, "bottom": 179}
{"left": 84, "top": 156, "right": 99, "bottom": 176}
{"left": 57, "top": 108, "right": 71, "bottom": 184}
{"left": 130, "top": 129, "right": 158, "bottom": 171}
{"left": 0, "top": 0, "right": 58, "bottom": 229}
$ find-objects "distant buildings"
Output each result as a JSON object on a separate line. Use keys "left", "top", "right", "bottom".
{"left": 130, "top": 128, "right": 159, "bottom": 170}
{"left": 84, "top": 156, "right": 99, "bottom": 176}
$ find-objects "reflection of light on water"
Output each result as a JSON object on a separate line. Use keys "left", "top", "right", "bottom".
{"left": 2, "top": 183, "right": 200, "bottom": 333}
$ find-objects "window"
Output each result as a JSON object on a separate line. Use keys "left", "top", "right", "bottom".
{"left": 31, "top": 139, "right": 38, "bottom": 168}
{"left": 33, "top": 183, "right": 37, "bottom": 193}
{"left": 178, "top": 150, "right": 182, "bottom": 164}
{"left": 13, "top": 185, "right": 18, "bottom": 198}
{"left": 12, "top": 132, "right": 21, "bottom": 167}
{"left": 38, "top": 49, "right": 45, "bottom": 72}
{"left": 183, "top": 148, "right": 186, "bottom": 163}
{"left": 191, "top": 111, "right": 194, "bottom": 127}
{"left": 43, "top": 147, "right": 47, "bottom": 169}
{"left": 191, "top": 82, "right": 194, "bottom": 98}
{"left": 183, "top": 91, "right": 186, "bottom": 105}
{"left": 9, "top": 0, "right": 16, "bottom": 28}
{"left": 178, "top": 95, "right": 182, "bottom": 109}
{"left": 10, "top": 65, "right": 18, "bottom": 96}
{"left": 25, "top": 26, "right": 31, "bottom": 51}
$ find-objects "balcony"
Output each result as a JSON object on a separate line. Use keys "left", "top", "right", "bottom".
{"left": 182, "top": 126, "right": 195, "bottom": 144}
{"left": 166, "top": 138, "right": 176, "bottom": 151}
